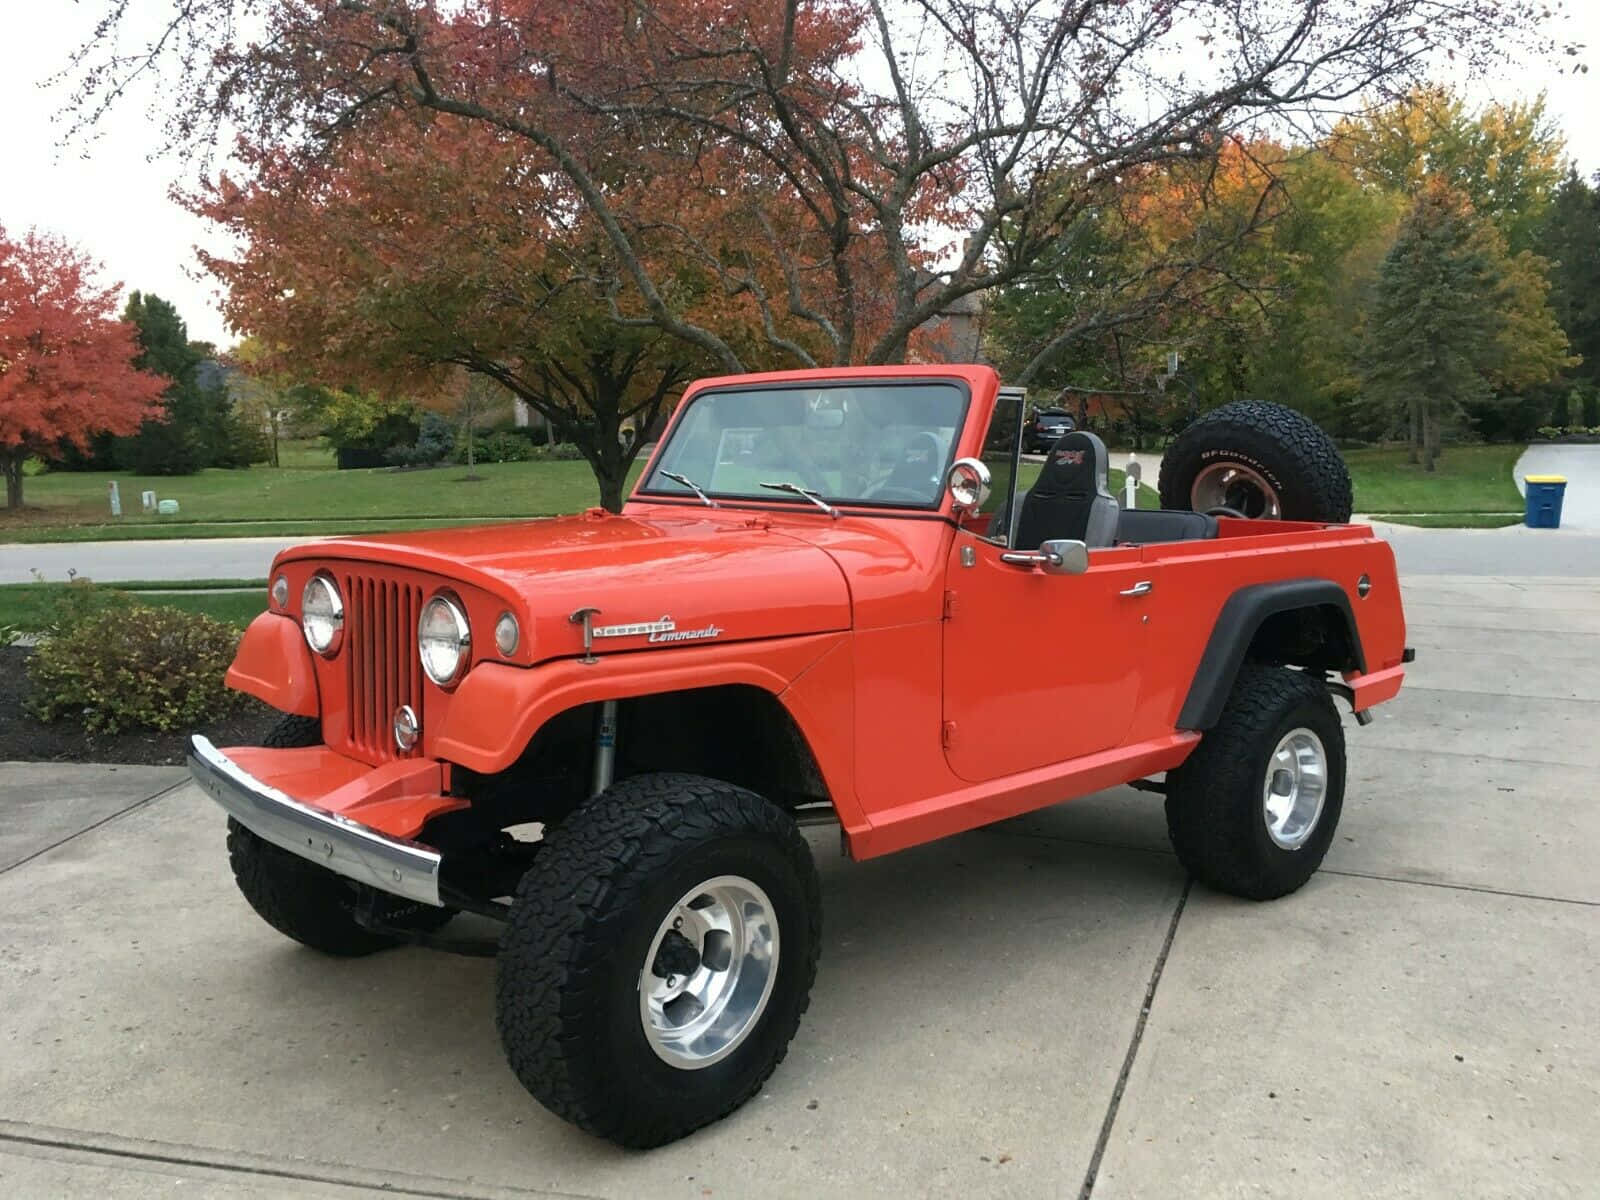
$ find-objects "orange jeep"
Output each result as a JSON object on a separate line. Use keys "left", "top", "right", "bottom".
{"left": 190, "top": 364, "right": 1409, "bottom": 1146}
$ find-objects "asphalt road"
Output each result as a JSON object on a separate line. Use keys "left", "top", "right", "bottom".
{"left": 2, "top": 573, "right": 1595, "bottom": 1196}
{"left": 8, "top": 520, "right": 1600, "bottom": 585}
{"left": 1, "top": 536, "right": 311, "bottom": 585}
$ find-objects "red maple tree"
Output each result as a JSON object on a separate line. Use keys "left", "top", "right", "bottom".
{"left": 0, "top": 227, "right": 165, "bottom": 510}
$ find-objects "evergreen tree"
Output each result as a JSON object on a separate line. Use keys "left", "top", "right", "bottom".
{"left": 117, "top": 292, "right": 239, "bottom": 475}
{"left": 1362, "top": 182, "right": 1507, "bottom": 470}
{"left": 1536, "top": 170, "right": 1600, "bottom": 405}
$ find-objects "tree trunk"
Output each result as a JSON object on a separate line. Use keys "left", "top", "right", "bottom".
{"left": 3, "top": 450, "right": 24, "bottom": 510}
{"left": 1423, "top": 400, "right": 1440, "bottom": 471}
{"left": 597, "top": 471, "right": 625, "bottom": 514}
{"left": 1407, "top": 401, "right": 1420, "bottom": 465}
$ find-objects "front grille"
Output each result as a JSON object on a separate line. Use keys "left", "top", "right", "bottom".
{"left": 341, "top": 572, "right": 425, "bottom": 761}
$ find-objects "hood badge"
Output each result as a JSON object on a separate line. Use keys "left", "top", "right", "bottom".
{"left": 570, "top": 608, "right": 723, "bottom": 663}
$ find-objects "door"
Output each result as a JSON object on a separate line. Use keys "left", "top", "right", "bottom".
{"left": 941, "top": 531, "right": 1155, "bottom": 782}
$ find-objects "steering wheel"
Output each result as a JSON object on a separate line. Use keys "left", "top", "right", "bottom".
{"left": 1205, "top": 505, "right": 1248, "bottom": 519}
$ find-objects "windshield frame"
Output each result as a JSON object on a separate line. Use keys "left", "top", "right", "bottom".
{"left": 634, "top": 377, "right": 974, "bottom": 515}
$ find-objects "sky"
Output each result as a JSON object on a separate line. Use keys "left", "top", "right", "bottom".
{"left": 3, "top": 3, "right": 1598, "bottom": 352}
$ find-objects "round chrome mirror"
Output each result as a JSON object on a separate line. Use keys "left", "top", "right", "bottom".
{"left": 947, "top": 457, "right": 991, "bottom": 514}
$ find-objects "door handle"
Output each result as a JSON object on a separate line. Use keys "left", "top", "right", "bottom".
{"left": 1119, "top": 580, "right": 1153, "bottom": 597}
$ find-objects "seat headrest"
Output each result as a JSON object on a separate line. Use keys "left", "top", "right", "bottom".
{"left": 1033, "top": 430, "right": 1110, "bottom": 498}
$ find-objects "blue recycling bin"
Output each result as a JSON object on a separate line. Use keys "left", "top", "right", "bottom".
{"left": 1524, "top": 475, "right": 1567, "bottom": 529}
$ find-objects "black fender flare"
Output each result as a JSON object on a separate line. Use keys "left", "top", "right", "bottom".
{"left": 1177, "top": 578, "right": 1365, "bottom": 731}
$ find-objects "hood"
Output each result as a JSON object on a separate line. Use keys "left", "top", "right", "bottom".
{"left": 273, "top": 510, "right": 851, "bottom": 662}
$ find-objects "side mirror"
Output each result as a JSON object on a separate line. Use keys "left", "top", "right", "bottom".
{"left": 1039, "top": 539, "right": 1088, "bottom": 575}
{"left": 947, "top": 457, "right": 991, "bottom": 516}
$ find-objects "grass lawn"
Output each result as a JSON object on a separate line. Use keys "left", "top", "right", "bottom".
{"left": 1366, "top": 512, "right": 1524, "bottom": 528}
{"left": 5, "top": 438, "right": 1164, "bottom": 542}
{"left": 0, "top": 582, "right": 267, "bottom": 632}
{"left": 18, "top": 435, "right": 1518, "bottom": 540}
{"left": 1345, "top": 444, "right": 1524, "bottom": 515}
{"left": 2, "top": 438, "right": 640, "bottom": 541}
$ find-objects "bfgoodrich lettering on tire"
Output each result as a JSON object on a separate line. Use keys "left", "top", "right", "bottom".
{"left": 1159, "top": 400, "right": 1353, "bottom": 523}
{"left": 1164, "top": 664, "right": 1345, "bottom": 900}
{"left": 495, "top": 772, "right": 821, "bottom": 1148}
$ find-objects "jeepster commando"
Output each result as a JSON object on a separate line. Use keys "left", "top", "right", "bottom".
{"left": 190, "top": 364, "right": 1410, "bottom": 1146}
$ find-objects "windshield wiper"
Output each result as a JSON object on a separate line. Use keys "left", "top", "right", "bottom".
{"left": 661, "top": 470, "right": 718, "bottom": 508}
{"left": 759, "top": 480, "right": 839, "bottom": 519}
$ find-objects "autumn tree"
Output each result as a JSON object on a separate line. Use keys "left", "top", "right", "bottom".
{"left": 188, "top": 114, "right": 748, "bottom": 510}
{"left": 1329, "top": 87, "right": 1567, "bottom": 253}
{"left": 68, "top": 0, "right": 1571, "bottom": 390}
{"left": 1168, "top": 146, "right": 1405, "bottom": 436}
{"left": 0, "top": 226, "right": 165, "bottom": 510}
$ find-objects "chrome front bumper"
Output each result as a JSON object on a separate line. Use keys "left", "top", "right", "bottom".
{"left": 187, "top": 735, "right": 445, "bottom": 907}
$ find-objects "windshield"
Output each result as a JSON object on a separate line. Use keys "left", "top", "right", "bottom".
{"left": 642, "top": 382, "right": 968, "bottom": 509}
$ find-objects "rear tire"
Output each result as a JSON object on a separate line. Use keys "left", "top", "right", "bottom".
{"left": 1164, "top": 664, "right": 1345, "bottom": 900}
{"left": 226, "top": 712, "right": 454, "bottom": 955}
{"left": 1159, "top": 400, "right": 1352, "bottom": 523}
{"left": 495, "top": 772, "right": 821, "bottom": 1147}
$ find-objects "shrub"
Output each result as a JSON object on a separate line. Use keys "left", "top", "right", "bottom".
{"left": 463, "top": 429, "right": 535, "bottom": 464}
{"left": 27, "top": 606, "right": 244, "bottom": 733}
{"left": 1563, "top": 426, "right": 1589, "bottom": 437}
{"left": 1536, "top": 426, "right": 1562, "bottom": 439}
{"left": 530, "top": 441, "right": 585, "bottom": 462}
{"left": 35, "top": 574, "right": 123, "bottom": 635}
{"left": 389, "top": 411, "right": 457, "bottom": 466}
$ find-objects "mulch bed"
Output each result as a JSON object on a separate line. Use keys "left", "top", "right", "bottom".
{"left": 0, "top": 644, "right": 280, "bottom": 765}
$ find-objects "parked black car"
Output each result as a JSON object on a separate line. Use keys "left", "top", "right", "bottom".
{"left": 1023, "top": 407, "right": 1077, "bottom": 454}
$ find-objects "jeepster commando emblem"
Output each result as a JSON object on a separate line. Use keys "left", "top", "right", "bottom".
{"left": 595, "top": 615, "right": 724, "bottom": 644}
{"left": 571, "top": 608, "right": 724, "bottom": 662}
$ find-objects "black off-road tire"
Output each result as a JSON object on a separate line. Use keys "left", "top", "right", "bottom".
{"left": 1165, "top": 664, "right": 1345, "bottom": 900}
{"left": 225, "top": 713, "right": 454, "bottom": 955}
{"left": 1159, "top": 400, "right": 1353, "bottom": 523}
{"left": 260, "top": 712, "right": 322, "bottom": 748}
{"left": 495, "top": 772, "right": 821, "bottom": 1148}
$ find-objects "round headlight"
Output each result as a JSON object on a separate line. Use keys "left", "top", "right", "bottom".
{"left": 301, "top": 574, "right": 343, "bottom": 655}
{"left": 271, "top": 575, "right": 289, "bottom": 610}
{"left": 494, "top": 611, "right": 520, "bottom": 657}
{"left": 419, "top": 593, "right": 471, "bottom": 686}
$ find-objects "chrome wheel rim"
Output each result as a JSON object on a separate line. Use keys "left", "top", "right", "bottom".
{"left": 1263, "top": 728, "right": 1328, "bottom": 850}
{"left": 639, "top": 874, "right": 779, "bottom": 1070}
{"left": 1192, "top": 462, "right": 1282, "bottom": 519}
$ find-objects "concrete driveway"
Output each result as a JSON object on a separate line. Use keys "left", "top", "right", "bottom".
{"left": 1515, "top": 443, "right": 1600, "bottom": 531}
{"left": 3, "top": 568, "right": 1598, "bottom": 1196}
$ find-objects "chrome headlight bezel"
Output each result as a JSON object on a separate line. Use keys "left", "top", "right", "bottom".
{"left": 301, "top": 573, "right": 344, "bottom": 656}
{"left": 419, "top": 592, "right": 471, "bottom": 687}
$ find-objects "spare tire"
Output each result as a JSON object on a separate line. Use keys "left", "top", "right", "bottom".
{"left": 1158, "top": 400, "right": 1352, "bottom": 523}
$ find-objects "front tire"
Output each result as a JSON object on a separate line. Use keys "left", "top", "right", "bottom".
{"left": 1164, "top": 664, "right": 1345, "bottom": 900}
{"left": 226, "top": 713, "right": 454, "bottom": 955}
{"left": 495, "top": 772, "right": 821, "bottom": 1147}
